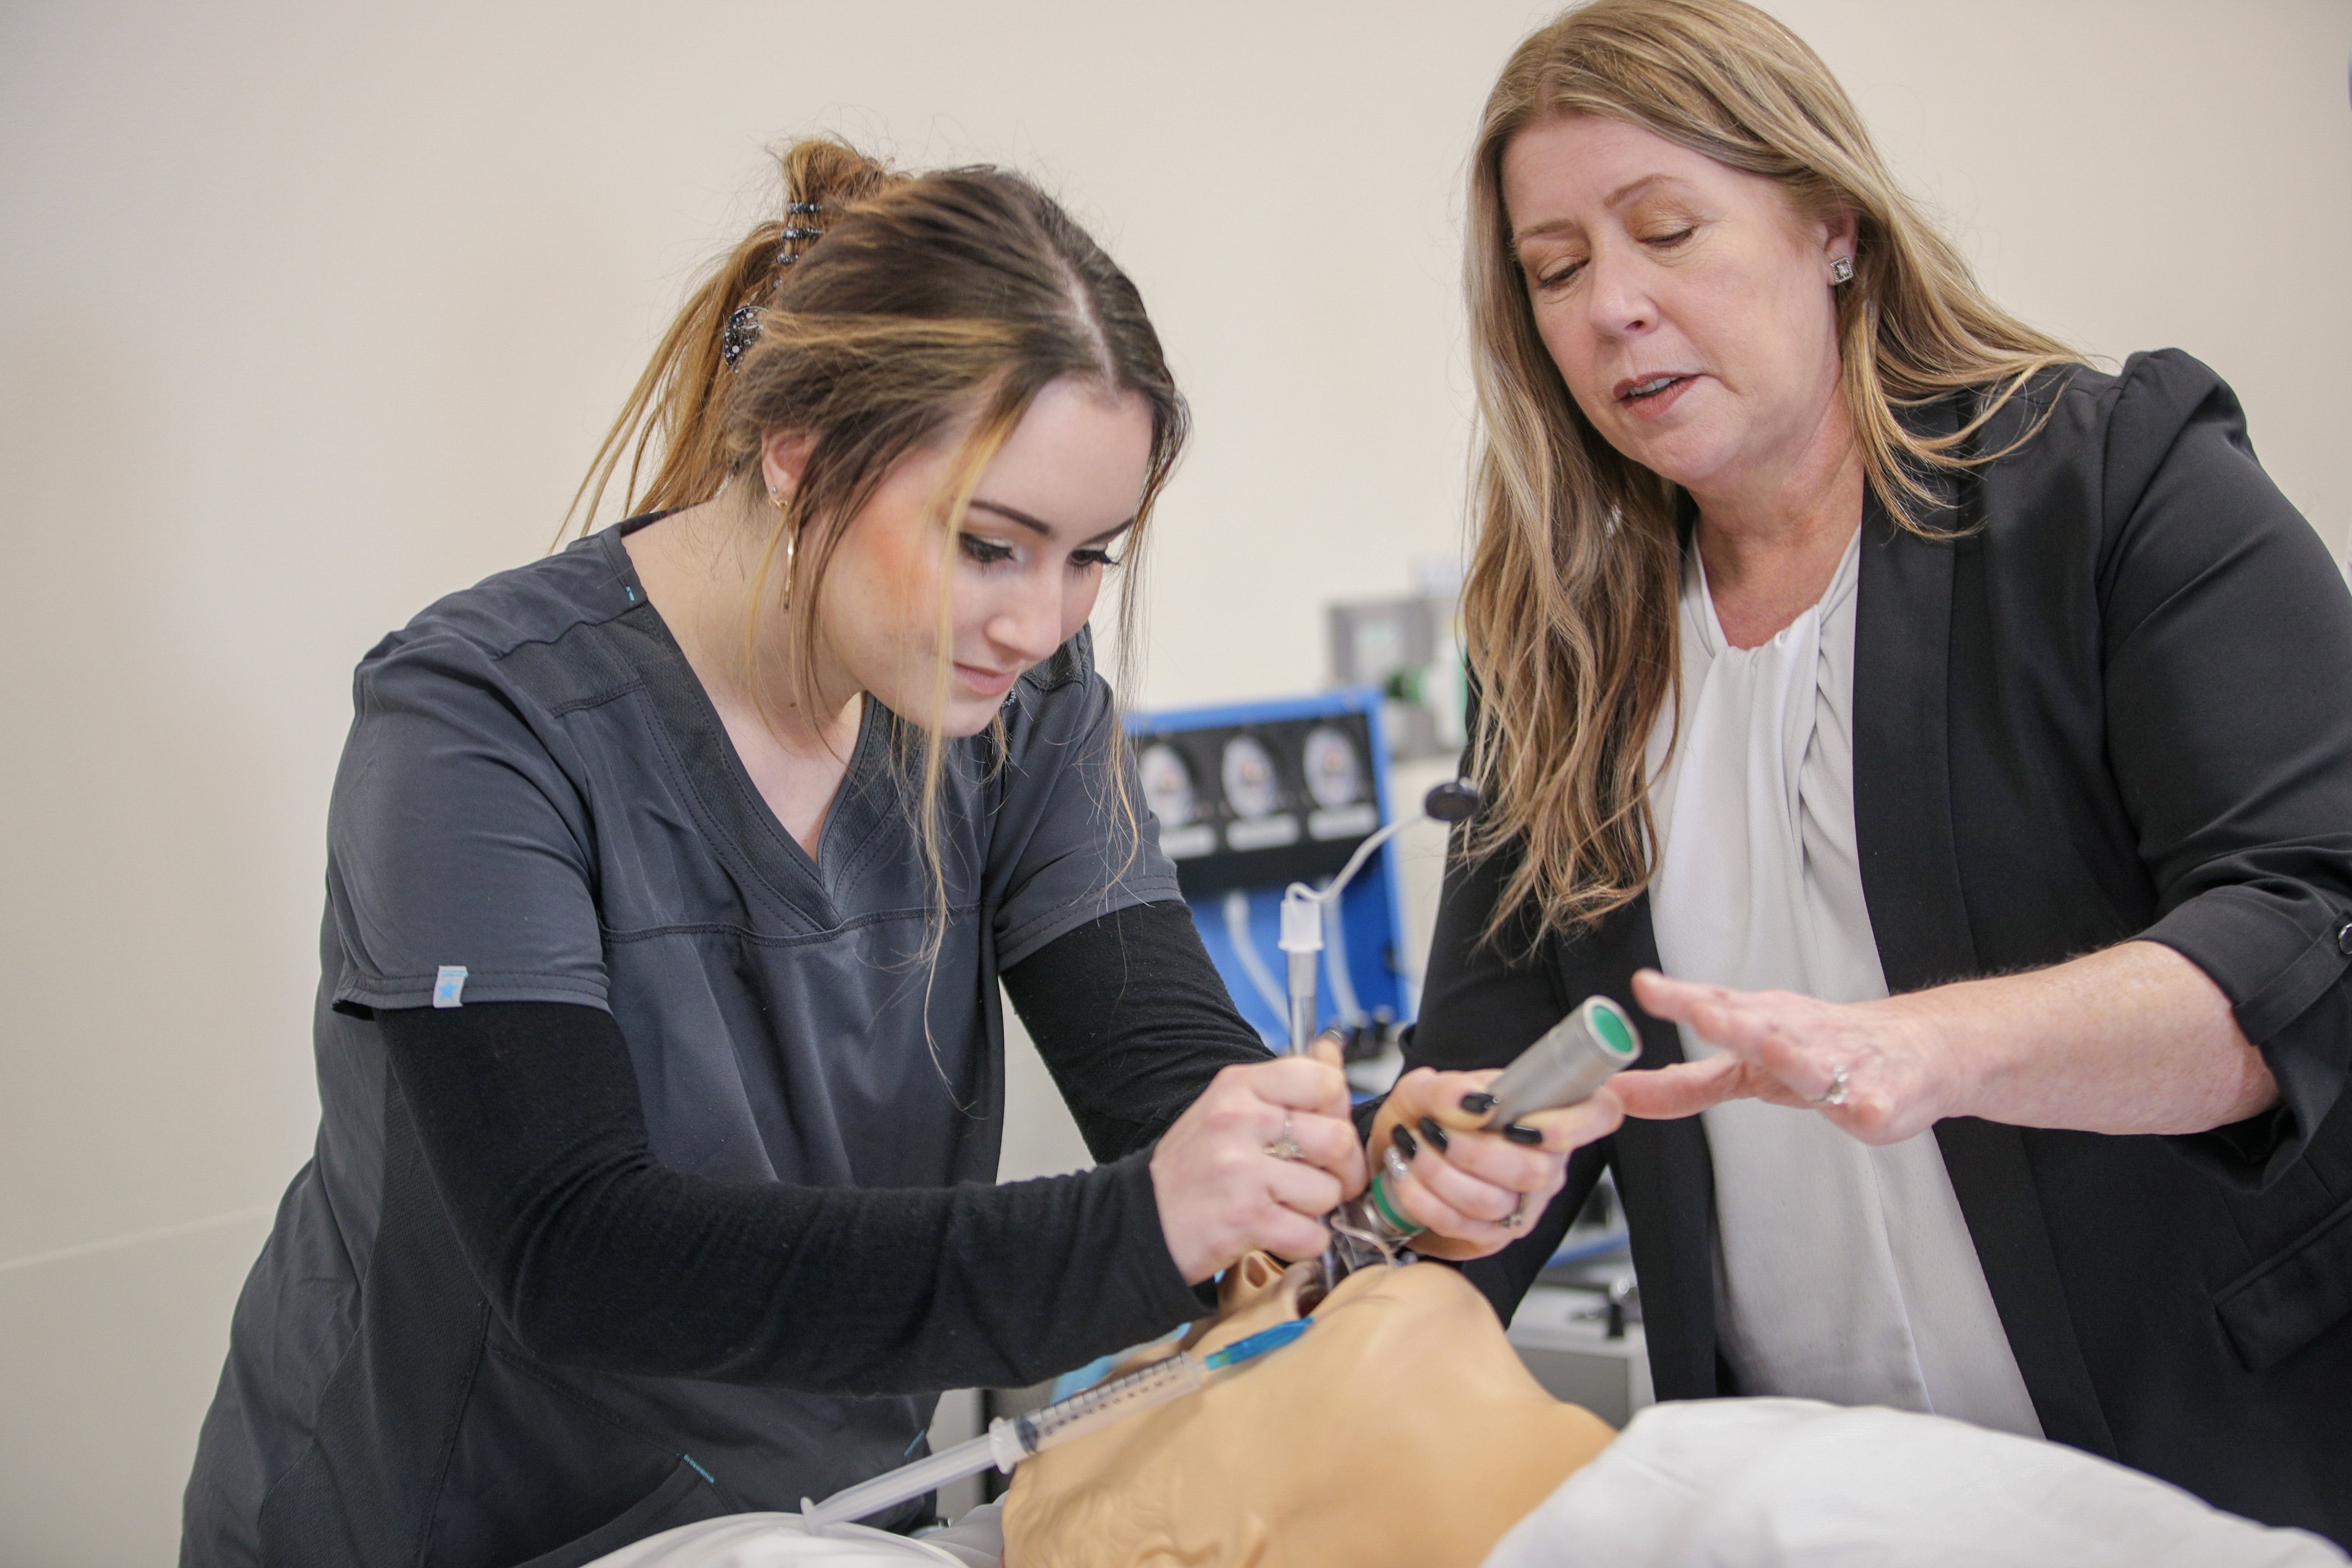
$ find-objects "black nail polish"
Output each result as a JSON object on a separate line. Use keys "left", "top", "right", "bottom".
{"left": 1417, "top": 1116, "right": 1450, "bottom": 1155}
{"left": 1459, "top": 1091, "right": 1498, "bottom": 1115}
{"left": 1391, "top": 1123, "right": 1419, "bottom": 1160}
{"left": 1502, "top": 1121, "right": 1544, "bottom": 1145}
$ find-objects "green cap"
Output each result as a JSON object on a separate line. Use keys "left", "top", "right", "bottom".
{"left": 1585, "top": 996, "right": 1638, "bottom": 1058}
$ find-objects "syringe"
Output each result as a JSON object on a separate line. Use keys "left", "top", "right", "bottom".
{"left": 798, "top": 1319, "right": 1313, "bottom": 1532}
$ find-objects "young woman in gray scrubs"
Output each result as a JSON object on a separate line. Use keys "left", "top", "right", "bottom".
{"left": 180, "top": 141, "right": 1591, "bottom": 1568}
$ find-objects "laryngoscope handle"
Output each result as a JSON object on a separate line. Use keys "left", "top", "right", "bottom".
{"left": 1480, "top": 995, "right": 1643, "bottom": 1128}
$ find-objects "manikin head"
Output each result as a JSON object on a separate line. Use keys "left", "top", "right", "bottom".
{"left": 1004, "top": 1257, "right": 1616, "bottom": 1568}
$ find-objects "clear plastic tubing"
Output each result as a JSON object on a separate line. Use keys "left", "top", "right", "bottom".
{"left": 799, "top": 1322, "right": 1310, "bottom": 1532}
{"left": 797, "top": 1431, "right": 1011, "bottom": 1536}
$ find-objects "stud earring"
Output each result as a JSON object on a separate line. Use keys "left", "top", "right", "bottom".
{"left": 1830, "top": 255, "right": 1855, "bottom": 285}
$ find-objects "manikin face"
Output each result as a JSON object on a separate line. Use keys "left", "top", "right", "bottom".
{"left": 1004, "top": 1258, "right": 1616, "bottom": 1568}
{"left": 771, "top": 376, "right": 1154, "bottom": 737}
{"left": 1500, "top": 115, "right": 1855, "bottom": 501}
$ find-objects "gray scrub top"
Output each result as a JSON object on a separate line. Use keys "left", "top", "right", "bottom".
{"left": 185, "top": 519, "right": 1180, "bottom": 1565}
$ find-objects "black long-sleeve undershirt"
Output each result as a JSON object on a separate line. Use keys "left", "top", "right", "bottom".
{"left": 380, "top": 899, "right": 1269, "bottom": 1398}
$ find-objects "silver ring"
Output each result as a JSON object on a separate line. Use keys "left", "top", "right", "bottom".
{"left": 1265, "top": 1112, "right": 1302, "bottom": 1162}
{"left": 1501, "top": 1193, "right": 1528, "bottom": 1229}
{"left": 1809, "top": 1064, "right": 1850, "bottom": 1108}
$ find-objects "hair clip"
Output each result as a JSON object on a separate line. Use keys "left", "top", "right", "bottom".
{"left": 780, "top": 227, "right": 822, "bottom": 242}
{"left": 786, "top": 200, "right": 821, "bottom": 215}
{"left": 721, "top": 304, "right": 763, "bottom": 369}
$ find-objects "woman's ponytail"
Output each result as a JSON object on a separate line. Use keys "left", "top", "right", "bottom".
{"left": 563, "top": 138, "right": 897, "bottom": 536}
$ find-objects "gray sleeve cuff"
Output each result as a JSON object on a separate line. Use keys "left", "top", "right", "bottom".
{"left": 333, "top": 967, "right": 610, "bottom": 1016}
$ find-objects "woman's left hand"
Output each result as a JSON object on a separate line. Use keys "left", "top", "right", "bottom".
{"left": 1618, "top": 968, "right": 1959, "bottom": 1144}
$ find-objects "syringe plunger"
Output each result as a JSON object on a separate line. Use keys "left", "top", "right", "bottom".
{"left": 799, "top": 1352, "right": 1207, "bottom": 1532}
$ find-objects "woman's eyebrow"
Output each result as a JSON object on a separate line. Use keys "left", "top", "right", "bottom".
{"left": 1512, "top": 173, "right": 1684, "bottom": 247}
{"left": 967, "top": 498, "right": 1054, "bottom": 537}
{"left": 1513, "top": 216, "right": 1582, "bottom": 247}
{"left": 968, "top": 497, "right": 1136, "bottom": 545}
{"left": 1604, "top": 172, "right": 1672, "bottom": 209}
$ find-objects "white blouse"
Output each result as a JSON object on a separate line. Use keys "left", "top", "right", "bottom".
{"left": 1645, "top": 530, "right": 2044, "bottom": 1438}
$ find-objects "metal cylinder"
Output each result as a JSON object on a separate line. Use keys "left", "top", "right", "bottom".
{"left": 1286, "top": 950, "right": 1320, "bottom": 1054}
{"left": 1482, "top": 995, "right": 1642, "bottom": 1128}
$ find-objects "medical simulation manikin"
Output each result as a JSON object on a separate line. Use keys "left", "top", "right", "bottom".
{"left": 1005, "top": 1255, "right": 2347, "bottom": 1568}
{"left": 1006, "top": 1253, "right": 1610, "bottom": 1567}
{"left": 584, "top": 1256, "right": 2345, "bottom": 1568}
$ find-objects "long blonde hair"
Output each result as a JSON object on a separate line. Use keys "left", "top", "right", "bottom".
{"left": 570, "top": 139, "right": 1187, "bottom": 979}
{"left": 1460, "top": 0, "right": 2079, "bottom": 945}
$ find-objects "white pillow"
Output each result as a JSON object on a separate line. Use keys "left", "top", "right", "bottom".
{"left": 582, "top": 1502, "right": 1003, "bottom": 1568}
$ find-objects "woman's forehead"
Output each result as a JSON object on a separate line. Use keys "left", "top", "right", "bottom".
{"left": 1502, "top": 117, "right": 1739, "bottom": 234}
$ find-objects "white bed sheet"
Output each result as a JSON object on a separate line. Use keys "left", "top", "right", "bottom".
{"left": 582, "top": 1400, "right": 2345, "bottom": 1568}
{"left": 1480, "top": 1397, "right": 2345, "bottom": 1568}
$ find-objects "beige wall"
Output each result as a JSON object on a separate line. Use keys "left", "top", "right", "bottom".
{"left": 2, "top": 2, "right": 2346, "bottom": 1560}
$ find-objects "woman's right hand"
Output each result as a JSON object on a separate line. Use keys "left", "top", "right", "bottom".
{"left": 1150, "top": 1041, "right": 1368, "bottom": 1284}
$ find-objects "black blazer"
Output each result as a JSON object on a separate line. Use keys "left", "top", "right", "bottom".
{"left": 1411, "top": 350, "right": 2352, "bottom": 1544}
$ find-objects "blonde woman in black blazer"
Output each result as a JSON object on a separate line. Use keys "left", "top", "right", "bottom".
{"left": 1371, "top": 1, "right": 2352, "bottom": 1546}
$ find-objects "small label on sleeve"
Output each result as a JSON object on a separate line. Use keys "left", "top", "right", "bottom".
{"left": 432, "top": 966, "right": 469, "bottom": 1008}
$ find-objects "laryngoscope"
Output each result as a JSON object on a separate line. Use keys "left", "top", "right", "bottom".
{"left": 1316, "top": 994, "right": 1642, "bottom": 1293}
{"left": 799, "top": 1319, "right": 1312, "bottom": 1532}
{"left": 1271, "top": 778, "right": 1643, "bottom": 1296}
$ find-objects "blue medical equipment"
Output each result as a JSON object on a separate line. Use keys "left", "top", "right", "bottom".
{"left": 1126, "top": 690, "right": 1412, "bottom": 1055}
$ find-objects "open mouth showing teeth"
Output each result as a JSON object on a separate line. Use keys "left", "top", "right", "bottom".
{"left": 1624, "top": 375, "right": 1687, "bottom": 401}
